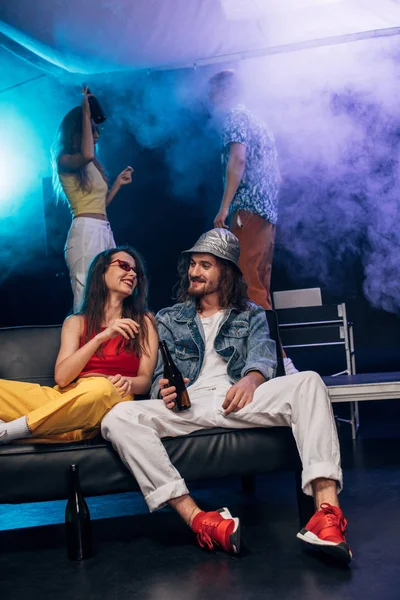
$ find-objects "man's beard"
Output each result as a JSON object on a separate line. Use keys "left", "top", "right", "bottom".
{"left": 188, "top": 283, "right": 207, "bottom": 298}
{"left": 188, "top": 279, "right": 218, "bottom": 298}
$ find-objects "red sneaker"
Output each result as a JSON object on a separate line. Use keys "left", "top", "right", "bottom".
{"left": 192, "top": 507, "right": 240, "bottom": 554}
{"left": 297, "top": 503, "right": 352, "bottom": 563}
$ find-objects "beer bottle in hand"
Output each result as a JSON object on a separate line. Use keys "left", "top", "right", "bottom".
{"left": 86, "top": 86, "right": 107, "bottom": 124}
{"left": 65, "top": 464, "right": 92, "bottom": 560}
{"left": 159, "top": 340, "right": 191, "bottom": 412}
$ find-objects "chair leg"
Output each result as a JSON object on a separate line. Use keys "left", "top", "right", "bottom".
{"left": 350, "top": 401, "right": 360, "bottom": 439}
{"left": 295, "top": 470, "right": 315, "bottom": 528}
{"left": 242, "top": 474, "right": 256, "bottom": 494}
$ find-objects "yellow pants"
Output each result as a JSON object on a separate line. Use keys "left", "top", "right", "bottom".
{"left": 0, "top": 377, "right": 132, "bottom": 443}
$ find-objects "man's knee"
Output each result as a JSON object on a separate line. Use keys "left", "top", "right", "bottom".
{"left": 294, "top": 370, "right": 325, "bottom": 388}
{"left": 101, "top": 401, "right": 137, "bottom": 439}
{"left": 294, "top": 371, "right": 332, "bottom": 412}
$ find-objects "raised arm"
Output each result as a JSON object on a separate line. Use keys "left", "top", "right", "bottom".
{"left": 58, "top": 87, "right": 95, "bottom": 173}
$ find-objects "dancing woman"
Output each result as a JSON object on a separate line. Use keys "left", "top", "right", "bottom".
{"left": 52, "top": 87, "right": 133, "bottom": 310}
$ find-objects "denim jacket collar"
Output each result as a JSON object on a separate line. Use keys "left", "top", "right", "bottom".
{"left": 175, "top": 298, "right": 235, "bottom": 324}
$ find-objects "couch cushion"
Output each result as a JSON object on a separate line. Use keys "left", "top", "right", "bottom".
{"left": 0, "top": 325, "right": 301, "bottom": 506}
{"left": 0, "top": 325, "right": 61, "bottom": 385}
{"left": 0, "top": 427, "right": 299, "bottom": 504}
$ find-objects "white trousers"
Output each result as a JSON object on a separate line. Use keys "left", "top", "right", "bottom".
{"left": 65, "top": 217, "right": 116, "bottom": 311}
{"left": 101, "top": 371, "right": 342, "bottom": 512}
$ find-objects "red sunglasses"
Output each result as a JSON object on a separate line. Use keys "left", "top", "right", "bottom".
{"left": 109, "top": 259, "right": 142, "bottom": 276}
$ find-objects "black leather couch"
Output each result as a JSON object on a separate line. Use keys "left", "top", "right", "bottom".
{"left": 0, "top": 324, "right": 314, "bottom": 525}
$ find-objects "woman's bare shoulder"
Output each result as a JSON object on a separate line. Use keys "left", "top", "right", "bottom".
{"left": 62, "top": 314, "right": 85, "bottom": 334}
{"left": 144, "top": 312, "right": 157, "bottom": 326}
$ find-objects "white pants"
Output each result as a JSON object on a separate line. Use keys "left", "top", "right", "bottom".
{"left": 65, "top": 217, "right": 116, "bottom": 311}
{"left": 101, "top": 371, "right": 342, "bottom": 512}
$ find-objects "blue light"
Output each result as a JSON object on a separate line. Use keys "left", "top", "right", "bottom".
{"left": 0, "top": 103, "right": 40, "bottom": 212}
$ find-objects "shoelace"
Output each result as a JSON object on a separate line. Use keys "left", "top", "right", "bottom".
{"left": 320, "top": 503, "right": 348, "bottom": 535}
{"left": 197, "top": 520, "right": 219, "bottom": 550}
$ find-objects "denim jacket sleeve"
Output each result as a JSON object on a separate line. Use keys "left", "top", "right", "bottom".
{"left": 241, "top": 306, "right": 277, "bottom": 381}
{"left": 150, "top": 309, "right": 176, "bottom": 398}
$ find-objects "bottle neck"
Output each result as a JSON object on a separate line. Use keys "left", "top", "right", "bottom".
{"left": 69, "top": 466, "right": 82, "bottom": 495}
{"left": 159, "top": 341, "right": 174, "bottom": 370}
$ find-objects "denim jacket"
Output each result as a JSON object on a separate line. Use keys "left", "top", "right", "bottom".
{"left": 150, "top": 299, "right": 276, "bottom": 398}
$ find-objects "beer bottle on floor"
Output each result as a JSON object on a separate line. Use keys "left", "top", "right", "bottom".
{"left": 65, "top": 464, "right": 92, "bottom": 560}
{"left": 159, "top": 340, "right": 191, "bottom": 412}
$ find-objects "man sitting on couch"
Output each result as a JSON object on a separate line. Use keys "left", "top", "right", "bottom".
{"left": 101, "top": 228, "right": 352, "bottom": 563}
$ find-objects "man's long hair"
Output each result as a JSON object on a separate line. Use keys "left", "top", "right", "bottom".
{"left": 175, "top": 254, "right": 250, "bottom": 312}
{"left": 51, "top": 106, "right": 107, "bottom": 203}
{"left": 78, "top": 246, "right": 153, "bottom": 357}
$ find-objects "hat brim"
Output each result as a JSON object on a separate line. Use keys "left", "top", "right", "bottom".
{"left": 182, "top": 244, "right": 241, "bottom": 272}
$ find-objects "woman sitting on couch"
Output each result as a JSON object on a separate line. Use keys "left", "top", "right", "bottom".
{"left": 0, "top": 246, "right": 158, "bottom": 444}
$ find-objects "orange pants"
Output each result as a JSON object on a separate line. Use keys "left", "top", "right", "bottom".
{"left": 0, "top": 377, "right": 132, "bottom": 443}
{"left": 231, "top": 210, "right": 276, "bottom": 310}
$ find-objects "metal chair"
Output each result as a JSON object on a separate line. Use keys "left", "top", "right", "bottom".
{"left": 273, "top": 290, "right": 359, "bottom": 437}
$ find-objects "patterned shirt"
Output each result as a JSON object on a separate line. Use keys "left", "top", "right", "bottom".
{"left": 221, "top": 105, "right": 279, "bottom": 224}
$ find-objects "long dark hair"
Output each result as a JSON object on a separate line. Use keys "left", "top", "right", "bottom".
{"left": 51, "top": 105, "right": 107, "bottom": 203}
{"left": 79, "top": 246, "right": 153, "bottom": 357}
{"left": 175, "top": 254, "right": 250, "bottom": 312}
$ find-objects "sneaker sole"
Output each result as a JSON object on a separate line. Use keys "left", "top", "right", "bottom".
{"left": 297, "top": 529, "right": 352, "bottom": 563}
{"left": 217, "top": 507, "right": 241, "bottom": 554}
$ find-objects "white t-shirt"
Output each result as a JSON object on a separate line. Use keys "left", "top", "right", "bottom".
{"left": 188, "top": 310, "right": 233, "bottom": 395}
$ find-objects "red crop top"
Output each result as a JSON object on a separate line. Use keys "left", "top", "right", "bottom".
{"left": 79, "top": 325, "right": 140, "bottom": 378}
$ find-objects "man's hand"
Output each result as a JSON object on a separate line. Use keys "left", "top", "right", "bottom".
{"left": 214, "top": 142, "right": 246, "bottom": 230}
{"left": 222, "top": 378, "right": 258, "bottom": 415}
{"left": 213, "top": 207, "right": 229, "bottom": 229}
{"left": 159, "top": 377, "right": 190, "bottom": 410}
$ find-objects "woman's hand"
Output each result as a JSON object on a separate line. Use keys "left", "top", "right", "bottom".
{"left": 116, "top": 166, "right": 134, "bottom": 186}
{"left": 81, "top": 85, "right": 93, "bottom": 116}
{"left": 97, "top": 318, "right": 140, "bottom": 344}
{"left": 108, "top": 374, "right": 133, "bottom": 398}
{"left": 159, "top": 377, "right": 190, "bottom": 410}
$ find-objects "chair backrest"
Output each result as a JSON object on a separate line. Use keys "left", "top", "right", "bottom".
{"left": 273, "top": 288, "right": 322, "bottom": 310}
{"left": 275, "top": 303, "right": 355, "bottom": 376}
{"left": 0, "top": 325, "right": 62, "bottom": 385}
{"left": 265, "top": 310, "right": 285, "bottom": 378}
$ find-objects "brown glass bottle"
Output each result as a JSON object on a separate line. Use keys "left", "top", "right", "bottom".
{"left": 86, "top": 87, "right": 106, "bottom": 124}
{"left": 159, "top": 341, "right": 191, "bottom": 412}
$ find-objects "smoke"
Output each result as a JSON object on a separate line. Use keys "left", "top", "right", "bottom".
{"left": 236, "top": 37, "right": 400, "bottom": 312}
{"left": 104, "top": 70, "right": 219, "bottom": 200}
{"left": 99, "top": 35, "right": 400, "bottom": 313}
{"left": 3, "top": 13, "right": 398, "bottom": 315}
